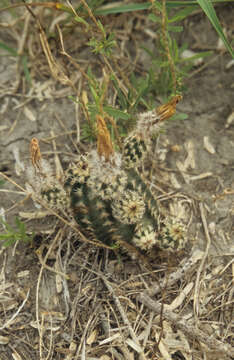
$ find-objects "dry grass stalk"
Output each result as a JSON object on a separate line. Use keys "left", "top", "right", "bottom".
{"left": 50, "top": 130, "right": 64, "bottom": 180}
{"left": 101, "top": 274, "right": 147, "bottom": 360}
{"left": 138, "top": 293, "right": 234, "bottom": 357}
{"left": 161, "top": 0, "right": 177, "bottom": 93}
{"left": 35, "top": 227, "right": 66, "bottom": 358}
{"left": 148, "top": 249, "right": 204, "bottom": 296}
{"left": 0, "top": 289, "right": 30, "bottom": 331}
{"left": 193, "top": 203, "right": 212, "bottom": 318}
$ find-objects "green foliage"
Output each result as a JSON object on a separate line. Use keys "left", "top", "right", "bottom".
{"left": 0, "top": 41, "right": 18, "bottom": 56}
{"left": 0, "top": 217, "right": 34, "bottom": 247}
{"left": 1, "top": 0, "right": 232, "bottom": 138}
{"left": 88, "top": 21, "right": 116, "bottom": 56}
{"left": 145, "top": 4, "right": 215, "bottom": 96}
{"left": 196, "top": 0, "right": 234, "bottom": 58}
{"left": 93, "top": 1, "right": 233, "bottom": 57}
{"left": 0, "top": 41, "right": 31, "bottom": 85}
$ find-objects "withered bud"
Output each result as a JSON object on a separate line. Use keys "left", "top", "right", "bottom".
{"left": 30, "top": 137, "right": 42, "bottom": 171}
{"left": 156, "top": 95, "right": 182, "bottom": 122}
{"left": 96, "top": 115, "right": 114, "bottom": 162}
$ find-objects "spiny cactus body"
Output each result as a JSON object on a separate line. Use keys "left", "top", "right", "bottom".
{"left": 27, "top": 96, "right": 187, "bottom": 257}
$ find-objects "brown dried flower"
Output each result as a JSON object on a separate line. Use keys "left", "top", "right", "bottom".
{"left": 96, "top": 115, "right": 114, "bottom": 162}
{"left": 30, "top": 137, "right": 42, "bottom": 172}
{"left": 156, "top": 95, "right": 182, "bottom": 121}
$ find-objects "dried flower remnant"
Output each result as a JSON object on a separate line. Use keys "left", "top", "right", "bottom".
{"left": 27, "top": 138, "right": 69, "bottom": 210}
{"left": 156, "top": 95, "right": 182, "bottom": 122}
{"left": 87, "top": 115, "right": 127, "bottom": 200}
{"left": 96, "top": 115, "right": 114, "bottom": 162}
{"left": 30, "top": 137, "right": 42, "bottom": 172}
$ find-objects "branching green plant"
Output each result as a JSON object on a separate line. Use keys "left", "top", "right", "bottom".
{"left": 0, "top": 41, "right": 31, "bottom": 85}
{"left": 88, "top": 21, "right": 116, "bottom": 56}
{"left": 0, "top": 217, "right": 34, "bottom": 247}
{"left": 1, "top": 1, "right": 233, "bottom": 57}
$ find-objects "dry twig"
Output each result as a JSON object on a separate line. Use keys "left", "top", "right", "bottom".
{"left": 138, "top": 293, "right": 234, "bottom": 357}
{"left": 193, "top": 203, "right": 212, "bottom": 317}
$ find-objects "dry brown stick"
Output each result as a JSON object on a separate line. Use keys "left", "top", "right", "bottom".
{"left": 50, "top": 130, "right": 64, "bottom": 180}
{"left": 24, "top": 2, "right": 73, "bottom": 88}
{"left": 147, "top": 249, "right": 204, "bottom": 297}
{"left": 0, "top": 289, "right": 30, "bottom": 330}
{"left": 138, "top": 293, "right": 234, "bottom": 357}
{"left": 36, "top": 248, "right": 69, "bottom": 280}
{"left": 193, "top": 203, "right": 211, "bottom": 318}
{"left": 80, "top": 267, "right": 155, "bottom": 358}
{"left": 36, "top": 227, "right": 67, "bottom": 358}
{"left": 101, "top": 275, "right": 147, "bottom": 360}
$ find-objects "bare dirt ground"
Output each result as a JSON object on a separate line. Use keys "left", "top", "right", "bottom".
{"left": 0, "top": 3, "right": 233, "bottom": 360}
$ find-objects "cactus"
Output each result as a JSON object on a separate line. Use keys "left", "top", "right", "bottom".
{"left": 68, "top": 97, "right": 187, "bottom": 255}
{"left": 26, "top": 157, "right": 69, "bottom": 210}
{"left": 27, "top": 96, "right": 187, "bottom": 258}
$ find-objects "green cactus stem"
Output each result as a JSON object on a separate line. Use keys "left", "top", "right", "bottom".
{"left": 122, "top": 134, "right": 148, "bottom": 169}
{"left": 40, "top": 181, "right": 69, "bottom": 209}
{"left": 156, "top": 217, "right": 187, "bottom": 251}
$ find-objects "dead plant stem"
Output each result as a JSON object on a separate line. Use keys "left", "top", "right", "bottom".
{"left": 193, "top": 203, "right": 211, "bottom": 318}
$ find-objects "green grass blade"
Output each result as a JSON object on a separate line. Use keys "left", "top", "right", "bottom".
{"left": 168, "top": 6, "right": 197, "bottom": 22}
{"left": 95, "top": 3, "right": 152, "bottom": 15}
{"left": 168, "top": 25, "right": 183, "bottom": 32}
{"left": 0, "top": 41, "right": 18, "bottom": 56}
{"left": 104, "top": 106, "right": 131, "bottom": 120}
{"left": 21, "top": 55, "right": 31, "bottom": 86}
{"left": 196, "top": 0, "right": 234, "bottom": 58}
{"left": 3, "top": 238, "right": 16, "bottom": 247}
{"left": 180, "top": 50, "right": 213, "bottom": 63}
{"left": 94, "top": 0, "right": 234, "bottom": 15}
